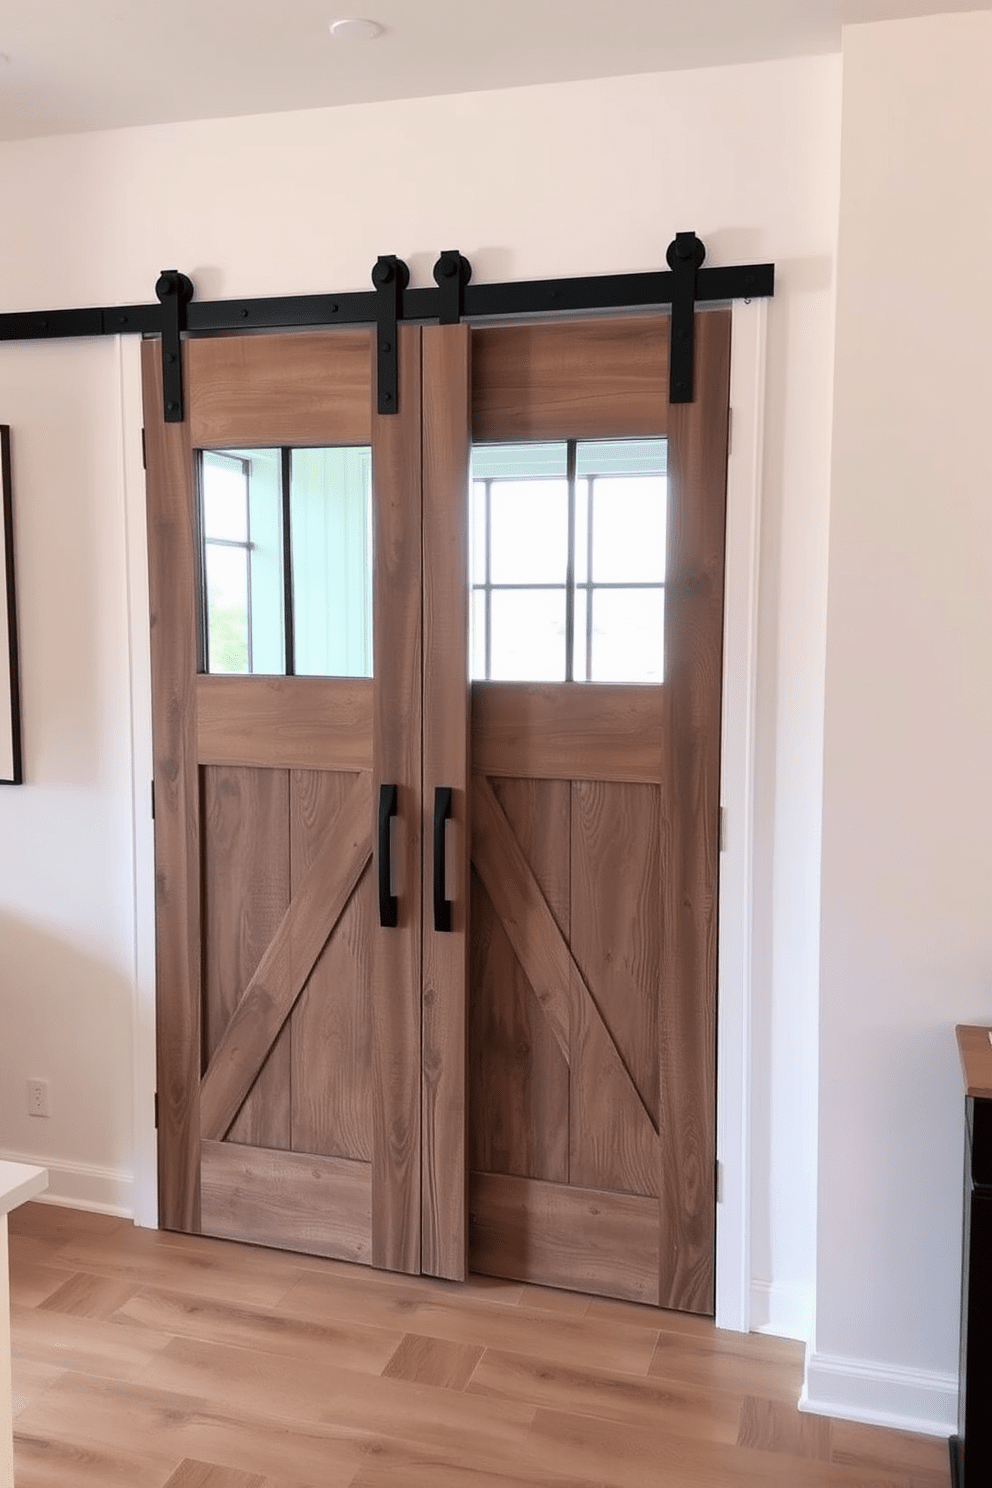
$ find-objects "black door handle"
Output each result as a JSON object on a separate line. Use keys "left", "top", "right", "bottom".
{"left": 378, "top": 783, "right": 398, "bottom": 928}
{"left": 433, "top": 786, "right": 453, "bottom": 933}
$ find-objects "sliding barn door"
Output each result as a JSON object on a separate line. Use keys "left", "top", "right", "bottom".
{"left": 466, "top": 311, "right": 730, "bottom": 1313}
{"left": 143, "top": 328, "right": 429, "bottom": 1273}
{"left": 144, "top": 310, "right": 727, "bottom": 1309}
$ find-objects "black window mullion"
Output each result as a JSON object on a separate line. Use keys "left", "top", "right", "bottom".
{"left": 195, "top": 452, "right": 210, "bottom": 674}
{"left": 565, "top": 441, "right": 576, "bottom": 683}
{"left": 485, "top": 478, "right": 493, "bottom": 681}
{"left": 281, "top": 446, "right": 295, "bottom": 676}
{"left": 242, "top": 458, "right": 254, "bottom": 674}
{"left": 585, "top": 474, "right": 595, "bottom": 682}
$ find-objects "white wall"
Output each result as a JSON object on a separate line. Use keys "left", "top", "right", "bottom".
{"left": 0, "top": 58, "right": 840, "bottom": 1348}
{"left": 1, "top": 1219, "right": 11, "bottom": 1486}
{"left": 807, "top": 10, "right": 992, "bottom": 1435}
{"left": 0, "top": 337, "right": 137, "bottom": 1212}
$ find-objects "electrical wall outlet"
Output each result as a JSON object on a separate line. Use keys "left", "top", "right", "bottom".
{"left": 27, "top": 1079, "right": 50, "bottom": 1117}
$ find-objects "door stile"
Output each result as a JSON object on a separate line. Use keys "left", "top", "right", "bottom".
{"left": 371, "top": 324, "right": 424, "bottom": 1274}
{"left": 141, "top": 338, "right": 202, "bottom": 1233}
{"left": 658, "top": 307, "right": 731, "bottom": 1311}
{"left": 420, "top": 324, "right": 472, "bottom": 1280}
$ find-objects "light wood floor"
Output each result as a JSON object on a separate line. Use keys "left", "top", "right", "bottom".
{"left": 8, "top": 1202, "right": 949, "bottom": 1488}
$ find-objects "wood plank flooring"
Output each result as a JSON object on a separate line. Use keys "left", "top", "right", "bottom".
{"left": 8, "top": 1203, "right": 949, "bottom": 1488}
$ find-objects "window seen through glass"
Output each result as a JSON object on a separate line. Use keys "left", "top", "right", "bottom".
{"left": 198, "top": 446, "right": 372, "bottom": 678}
{"left": 291, "top": 448, "right": 372, "bottom": 677}
{"left": 470, "top": 439, "right": 668, "bottom": 683}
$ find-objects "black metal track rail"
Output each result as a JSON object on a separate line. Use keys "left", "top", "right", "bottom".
{"left": 0, "top": 234, "right": 774, "bottom": 418}
{"left": 0, "top": 264, "right": 772, "bottom": 340}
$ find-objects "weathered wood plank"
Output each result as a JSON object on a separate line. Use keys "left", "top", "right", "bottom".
{"left": 471, "top": 683, "right": 667, "bottom": 785}
{"left": 197, "top": 676, "right": 372, "bottom": 771}
{"left": 141, "top": 338, "right": 201, "bottom": 1232}
{"left": 187, "top": 331, "right": 372, "bottom": 448}
{"left": 469, "top": 1172, "right": 659, "bottom": 1305}
{"left": 202, "top": 766, "right": 291, "bottom": 1150}
{"left": 569, "top": 779, "right": 661, "bottom": 1196}
{"left": 472, "top": 775, "right": 659, "bottom": 1193}
{"left": 420, "top": 324, "right": 471, "bottom": 1281}
{"left": 290, "top": 771, "right": 373, "bottom": 1163}
{"left": 200, "top": 1141, "right": 371, "bottom": 1265}
{"left": 370, "top": 325, "right": 423, "bottom": 1275}
{"left": 472, "top": 317, "right": 669, "bottom": 443}
{"left": 199, "top": 773, "right": 373, "bottom": 1142}
{"left": 655, "top": 306, "right": 730, "bottom": 1311}
{"left": 470, "top": 780, "right": 570, "bottom": 1186}
{"left": 471, "top": 776, "right": 571, "bottom": 1063}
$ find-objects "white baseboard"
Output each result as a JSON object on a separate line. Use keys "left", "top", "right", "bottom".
{"left": 0, "top": 1149, "right": 134, "bottom": 1218}
{"left": 750, "top": 1279, "right": 814, "bottom": 1342}
{"left": 801, "top": 1347, "right": 957, "bottom": 1437}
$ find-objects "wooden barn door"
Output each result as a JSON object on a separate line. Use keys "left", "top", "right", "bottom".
{"left": 144, "top": 310, "right": 728, "bottom": 1309}
{"left": 466, "top": 310, "right": 730, "bottom": 1313}
{"left": 142, "top": 327, "right": 429, "bottom": 1275}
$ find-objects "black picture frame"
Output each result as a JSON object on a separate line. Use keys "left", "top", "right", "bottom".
{"left": 1, "top": 426, "right": 23, "bottom": 785}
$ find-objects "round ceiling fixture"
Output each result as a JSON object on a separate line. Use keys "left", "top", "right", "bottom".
{"left": 329, "top": 18, "right": 383, "bottom": 42}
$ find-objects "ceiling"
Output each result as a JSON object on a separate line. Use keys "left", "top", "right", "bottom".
{"left": 0, "top": 0, "right": 986, "bottom": 142}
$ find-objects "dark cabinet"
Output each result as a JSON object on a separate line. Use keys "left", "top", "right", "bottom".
{"left": 953, "top": 1027, "right": 992, "bottom": 1487}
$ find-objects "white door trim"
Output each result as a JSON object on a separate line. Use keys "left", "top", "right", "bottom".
{"left": 715, "top": 298, "right": 766, "bottom": 1330}
{"left": 120, "top": 333, "right": 158, "bottom": 1231}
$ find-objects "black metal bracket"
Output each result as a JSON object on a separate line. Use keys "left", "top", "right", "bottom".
{"left": 433, "top": 250, "right": 472, "bottom": 326}
{"left": 371, "top": 255, "right": 409, "bottom": 415}
{"left": 667, "top": 231, "right": 706, "bottom": 405}
{"left": 154, "top": 270, "right": 194, "bottom": 423}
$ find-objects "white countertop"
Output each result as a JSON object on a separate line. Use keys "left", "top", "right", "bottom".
{"left": 0, "top": 1160, "right": 48, "bottom": 1217}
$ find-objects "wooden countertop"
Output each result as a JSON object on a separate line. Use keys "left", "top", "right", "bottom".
{"left": 0, "top": 1160, "right": 47, "bottom": 1217}
{"left": 956, "top": 1025, "right": 992, "bottom": 1100}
